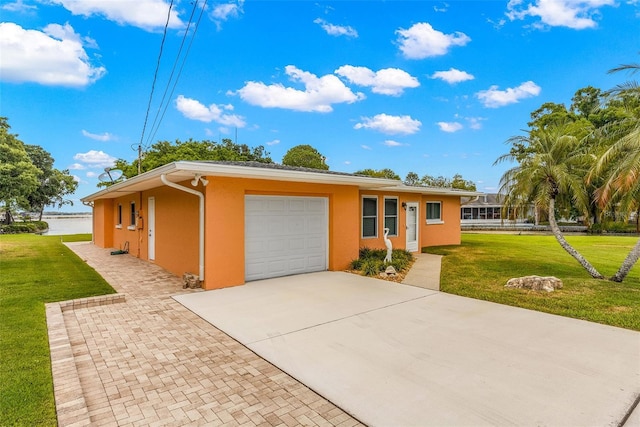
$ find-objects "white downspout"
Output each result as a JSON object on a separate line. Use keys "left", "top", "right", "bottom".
{"left": 160, "top": 174, "right": 205, "bottom": 282}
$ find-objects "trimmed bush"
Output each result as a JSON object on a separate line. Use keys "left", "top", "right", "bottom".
{"left": 350, "top": 247, "right": 415, "bottom": 277}
{"left": 0, "top": 221, "right": 48, "bottom": 234}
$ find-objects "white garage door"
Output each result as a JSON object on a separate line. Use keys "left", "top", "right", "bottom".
{"left": 245, "top": 195, "right": 328, "bottom": 281}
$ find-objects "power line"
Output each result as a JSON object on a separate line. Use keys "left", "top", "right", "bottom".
{"left": 137, "top": 0, "right": 175, "bottom": 174}
{"left": 145, "top": 0, "right": 208, "bottom": 148}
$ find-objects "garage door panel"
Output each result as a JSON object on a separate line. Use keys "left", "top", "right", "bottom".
{"left": 288, "top": 238, "right": 305, "bottom": 251}
{"left": 245, "top": 196, "right": 328, "bottom": 282}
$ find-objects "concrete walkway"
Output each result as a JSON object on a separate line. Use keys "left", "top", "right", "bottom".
{"left": 401, "top": 252, "right": 442, "bottom": 290}
{"left": 48, "top": 242, "right": 362, "bottom": 426}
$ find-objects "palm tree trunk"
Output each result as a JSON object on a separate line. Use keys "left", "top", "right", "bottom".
{"left": 610, "top": 238, "right": 640, "bottom": 282}
{"left": 548, "top": 198, "right": 604, "bottom": 279}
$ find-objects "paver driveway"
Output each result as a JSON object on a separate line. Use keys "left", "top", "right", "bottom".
{"left": 175, "top": 272, "right": 640, "bottom": 427}
{"left": 51, "top": 243, "right": 362, "bottom": 426}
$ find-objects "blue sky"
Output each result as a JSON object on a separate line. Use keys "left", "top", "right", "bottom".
{"left": 1, "top": 0, "right": 639, "bottom": 212}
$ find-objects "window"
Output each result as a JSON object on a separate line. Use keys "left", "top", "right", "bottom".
{"left": 362, "top": 196, "right": 378, "bottom": 238}
{"left": 116, "top": 204, "right": 123, "bottom": 228}
{"left": 384, "top": 197, "right": 398, "bottom": 236}
{"left": 129, "top": 202, "right": 136, "bottom": 230}
{"left": 426, "top": 201, "right": 442, "bottom": 223}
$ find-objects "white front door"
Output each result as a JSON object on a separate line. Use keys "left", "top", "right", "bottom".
{"left": 147, "top": 197, "right": 155, "bottom": 260}
{"left": 405, "top": 202, "right": 419, "bottom": 252}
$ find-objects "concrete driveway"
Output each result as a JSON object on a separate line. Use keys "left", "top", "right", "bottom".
{"left": 174, "top": 272, "right": 640, "bottom": 426}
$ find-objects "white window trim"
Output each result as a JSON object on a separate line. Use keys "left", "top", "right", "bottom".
{"left": 116, "top": 204, "right": 123, "bottom": 227}
{"left": 426, "top": 201, "right": 444, "bottom": 225}
{"left": 129, "top": 201, "right": 136, "bottom": 229}
{"left": 361, "top": 195, "right": 378, "bottom": 239}
{"left": 384, "top": 196, "right": 398, "bottom": 237}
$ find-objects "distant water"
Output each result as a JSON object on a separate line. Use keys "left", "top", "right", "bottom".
{"left": 41, "top": 215, "right": 93, "bottom": 236}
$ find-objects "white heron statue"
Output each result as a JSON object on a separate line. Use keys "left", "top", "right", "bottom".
{"left": 383, "top": 227, "right": 392, "bottom": 263}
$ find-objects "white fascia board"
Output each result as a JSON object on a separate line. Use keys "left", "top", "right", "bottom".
{"left": 173, "top": 161, "right": 401, "bottom": 187}
{"left": 81, "top": 162, "right": 400, "bottom": 202}
{"left": 363, "top": 183, "right": 483, "bottom": 197}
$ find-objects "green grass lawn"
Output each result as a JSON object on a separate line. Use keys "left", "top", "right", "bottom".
{"left": 424, "top": 233, "right": 640, "bottom": 331}
{"left": 0, "top": 234, "right": 115, "bottom": 426}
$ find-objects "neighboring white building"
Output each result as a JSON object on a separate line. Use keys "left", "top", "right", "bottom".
{"left": 460, "top": 194, "right": 535, "bottom": 226}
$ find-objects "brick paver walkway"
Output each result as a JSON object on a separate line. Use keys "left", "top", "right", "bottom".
{"left": 48, "top": 242, "right": 363, "bottom": 427}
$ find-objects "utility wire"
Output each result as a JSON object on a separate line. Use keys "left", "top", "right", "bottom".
{"left": 146, "top": 0, "right": 209, "bottom": 147}
{"left": 137, "top": 0, "right": 175, "bottom": 173}
{"left": 144, "top": 0, "right": 204, "bottom": 149}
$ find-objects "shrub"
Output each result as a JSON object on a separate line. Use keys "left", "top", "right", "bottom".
{"left": 350, "top": 247, "right": 415, "bottom": 277}
{"left": 0, "top": 221, "right": 48, "bottom": 234}
{"left": 361, "top": 258, "right": 384, "bottom": 276}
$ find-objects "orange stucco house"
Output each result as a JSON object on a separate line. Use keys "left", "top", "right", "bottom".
{"left": 82, "top": 161, "right": 480, "bottom": 290}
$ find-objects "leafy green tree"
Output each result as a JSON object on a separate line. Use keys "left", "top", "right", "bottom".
{"left": 282, "top": 144, "right": 328, "bottom": 170}
{"left": 450, "top": 174, "right": 477, "bottom": 191}
{"left": 111, "top": 138, "right": 273, "bottom": 182}
{"left": 0, "top": 118, "right": 40, "bottom": 224}
{"left": 404, "top": 172, "right": 420, "bottom": 186}
{"left": 25, "top": 144, "right": 77, "bottom": 220}
{"left": 592, "top": 61, "right": 640, "bottom": 281}
{"left": 495, "top": 121, "right": 604, "bottom": 279}
{"left": 405, "top": 173, "right": 476, "bottom": 191}
{"left": 354, "top": 168, "right": 400, "bottom": 180}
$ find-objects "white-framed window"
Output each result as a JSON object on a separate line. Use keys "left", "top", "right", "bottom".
{"left": 116, "top": 204, "right": 123, "bottom": 229}
{"left": 384, "top": 197, "right": 398, "bottom": 236}
{"left": 426, "top": 201, "right": 443, "bottom": 224}
{"left": 128, "top": 202, "right": 136, "bottom": 230}
{"left": 362, "top": 196, "right": 378, "bottom": 238}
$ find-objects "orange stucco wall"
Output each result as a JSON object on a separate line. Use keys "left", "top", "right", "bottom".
{"left": 421, "top": 195, "right": 462, "bottom": 247}
{"left": 92, "top": 199, "right": 113, "bottom": 248}
{"left": 357, "top": 192, "right": 462, "bottom": 252}
{"left": 90, "top": 177, "right": 463, "bottom": 290}
{"left": 91, "top": 184, "right": 200, "bottom": 281}
{"left": 203, "top": 177, "right": 360, "bottom": 290}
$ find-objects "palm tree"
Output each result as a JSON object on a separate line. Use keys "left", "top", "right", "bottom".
{"left": 593, "top": 62, "right": 640, "bottom": 282}
{"left": 495, "top": 121, "right": 604, "bottom": 279}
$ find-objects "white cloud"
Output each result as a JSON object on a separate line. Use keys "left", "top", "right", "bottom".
{"left": 82, "top": 130, "right": 115, "bottom": 141}
{"left": 211, "top": 0, "right": 244, "bottom": 28}
{"left": 383, "top": 140, "right": 406, "bottom": 147}
{"left": 314, "top": 18, "right": 358, "bottom": 37}
{"left": 434, "top": 4, "right": 449, "bottom": 12}
{"left": 396, "top": 22, "right": 470, "bottom": 59}
{"left": 437, "top": 121, "right": 463, "bottom": 133}
{"left": 506, "top": 0, "right": 615, "bottom": 29}
{"left": 431, "top": 68, "right": 475, "bottom": 84}
{"left": 466, "top": 117, "right": 485, "bottom": 130}
{"left": 73, "top": 150, "right": 116, "bottom": 168}
{"left": 49, "top": 0, "right": 184, "bottom": 31}
{"left": 266, "top": 139, "right": 280, "bottom": 146}
{"left": 476, "top": 81, "right": 541, "bottom": 108}
{"left": 335, "top": 65, "right": 419, "bottom": 96}
{"left": 175, "top": 95, "right": 246, "bottom": 127}
{"left": 2, "top": 0, "right": 36, "bottom": 12}
{"left": 361, "top": 145, "right": 372, "bottom": 150}
{"left": 234, "top": 65, "right": 365, "bottom": 113}
{"left": 354, "top": 114, "right": 422, "bottom": 135}
{"left": 86, "top": 171, "right": 98, "bottom": 178}
{"left": 68, "top": 163, "right": 85, "bottom": 170}
{"left": 344, "top": 160, "right": 351, "bottom": 165}
{"left": 0, "top": 22, "right": 106, "bottom": 87}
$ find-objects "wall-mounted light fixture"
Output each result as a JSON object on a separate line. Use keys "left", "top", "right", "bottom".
{"left": 191, "top": 174, "right": 209, "bottom": 187}
{"left": 402, "top": 202, "right": 407, "bottom": 210}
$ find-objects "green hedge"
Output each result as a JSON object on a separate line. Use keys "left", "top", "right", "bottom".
{"left": 0, "top": 221, "right": 48, "bottom": 234}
